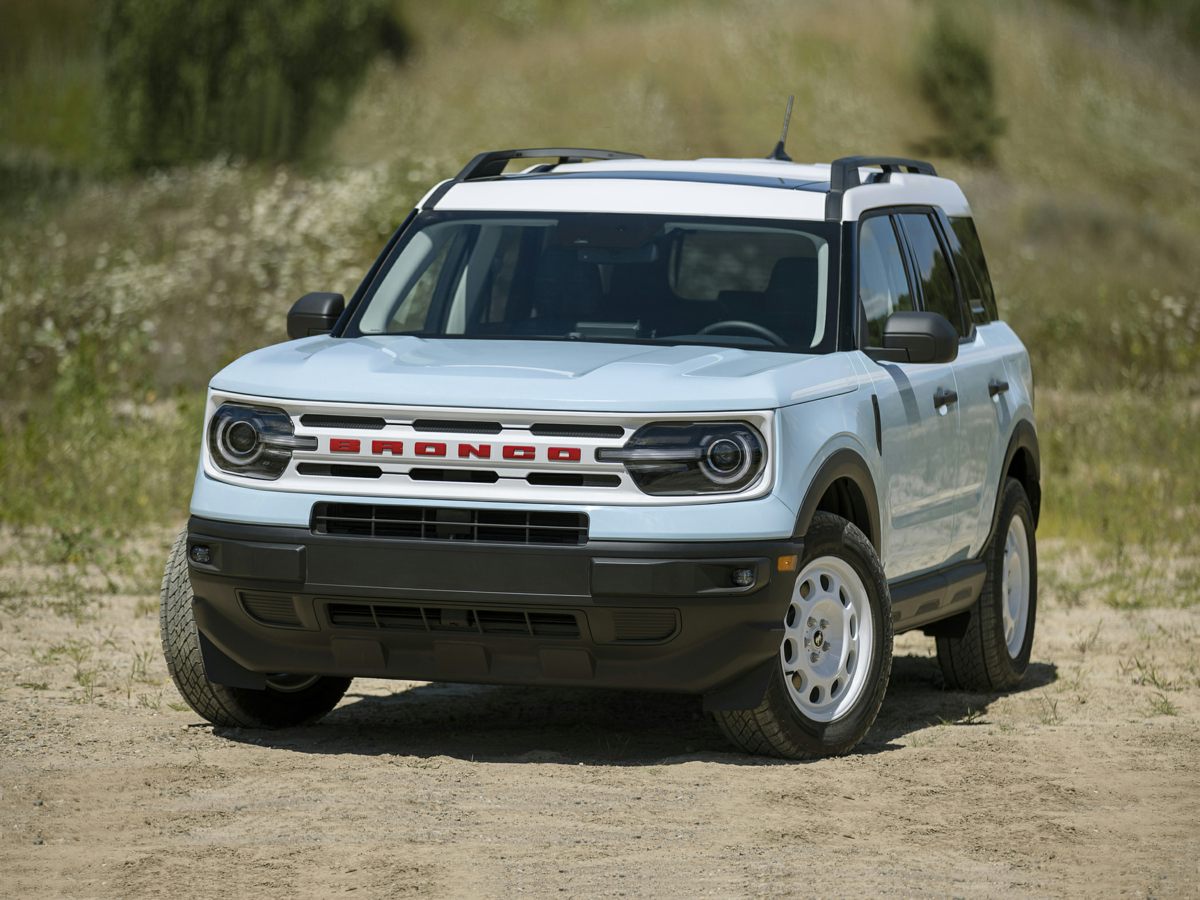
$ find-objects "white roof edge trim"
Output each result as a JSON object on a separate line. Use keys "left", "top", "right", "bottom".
{"left": 434, "top": 178, "right": 829, "bottom": 221}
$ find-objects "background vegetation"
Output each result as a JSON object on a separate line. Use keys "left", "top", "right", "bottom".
{"left": 0, "top": 0, "right": 1197, "bottom": 594}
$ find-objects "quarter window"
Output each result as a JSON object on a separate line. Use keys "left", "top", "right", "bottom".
{"left": 949, "top": 216, "right": 999, "bottom": 323}
{"left": 897, "top": 213, "right": 965, "bottom": 335}
{"left": 858, "top": 216, "right": 914, "bottom": 346}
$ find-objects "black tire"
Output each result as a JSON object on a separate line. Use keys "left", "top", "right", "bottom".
{"left": 159, "top": 532, "right": 350, "bottom": 728}
{"left": 936, "top": 478, "right": 1037, "bottom": 691}
{"left": 714, "top": 512, "right": 893, "bottom": 759}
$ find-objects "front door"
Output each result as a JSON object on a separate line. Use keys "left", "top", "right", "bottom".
{"left": 857, "top": 213, "right": 962, "bottom": 580}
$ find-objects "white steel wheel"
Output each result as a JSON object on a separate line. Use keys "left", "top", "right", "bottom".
{"left": 780, "top": 555, "right": 875, "bottom": 723}
{"left": 1002, "top": 515, "right": 1031, "bottom": 659}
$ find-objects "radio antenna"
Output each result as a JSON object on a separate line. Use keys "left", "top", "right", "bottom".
{"left": 768, "top": 95, "right": 794, "bottom": 162}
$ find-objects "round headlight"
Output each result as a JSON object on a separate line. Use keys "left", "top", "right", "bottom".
{"left": 225, "top": 420, "right": 259, "bottom": 456}
{"left": 706, "top": 437, "right": 744, "bottom": 473}
{"left": 214, "top": 414, "right": 264, "bottom": 466}
{"left": 701, "top": 433, "right": 753, "bottom": 484}
{"left": 208, "top": 403, "right": 316, "bottom": 481}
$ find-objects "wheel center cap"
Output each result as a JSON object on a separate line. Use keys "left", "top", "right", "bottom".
{"left": 813, "top": 631, "right": 824, "bottom": 648}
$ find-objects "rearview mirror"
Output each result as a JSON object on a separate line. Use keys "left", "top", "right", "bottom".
{"left": 287, "top": 292, "right": 345, "bottom": 339}
{"left": 867, "top": 311, "right": 958, "bottom": 364}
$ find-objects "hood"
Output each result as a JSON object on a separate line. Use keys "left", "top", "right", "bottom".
{"left": 210, "top": 336, "right": 861, "bottom": 412}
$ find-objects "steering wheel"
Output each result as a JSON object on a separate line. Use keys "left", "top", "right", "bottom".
{"left": 697, "top": 320, "right": 788, "bottom": 347}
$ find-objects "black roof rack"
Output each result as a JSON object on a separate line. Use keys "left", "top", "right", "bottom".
{"left": 825, "top": 155, "right": 938, "bottom": 220}
{"left": 455, "top": 147, "right": 644, "bottom": 182}
{"left": 423, "top": 147, "right": 643, "bottom": 209}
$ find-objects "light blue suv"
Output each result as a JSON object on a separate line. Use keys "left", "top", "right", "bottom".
{"left": 161, "top": 150, "right": 1040, "bottom": 759}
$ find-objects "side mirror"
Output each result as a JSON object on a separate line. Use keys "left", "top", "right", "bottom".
{"left": 868, "top": 311, "right": 958, "bottom": 364}
{"left": 287, "top": 292, "right": 345, "bottom": 339}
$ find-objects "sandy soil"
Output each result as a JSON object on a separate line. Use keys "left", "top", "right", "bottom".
{"left": 1, "top": 541, "right": 1198, "bottom": 898}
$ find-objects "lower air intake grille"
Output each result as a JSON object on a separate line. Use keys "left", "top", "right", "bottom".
{"left": 325, "top": 602, "right": 581, "bottom": 639}
{"left": 611, "top": 609, "right": 680, "bottom": 643}
{"left": 311, "top": 503, "right": 589, "bottom": 545}
{"left": 239, "top": 591, "right": 302, "bottom": 628}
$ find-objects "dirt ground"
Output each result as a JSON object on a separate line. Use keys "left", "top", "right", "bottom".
{"left": 1, "top": 539, "right": 1198, "bottom": 898}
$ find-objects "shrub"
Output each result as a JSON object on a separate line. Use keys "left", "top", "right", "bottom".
{"left": 101, "top": 0, "right": 407, "bottom": 167}
{"left": 914, "top": 5, "right": 1005, "bottom": 163}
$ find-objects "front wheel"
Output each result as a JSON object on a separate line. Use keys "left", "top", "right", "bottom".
{"left": 714, "top": 512, "right": 894, "bottom": 759}
{"left": 159, "top": 532, "right": 350, "bottom": 728}
{"left": 936, "top": 478, "right": 1037, "bottom": 691}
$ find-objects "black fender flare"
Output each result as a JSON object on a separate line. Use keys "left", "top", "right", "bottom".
{"left": 793, "top": 448, "right": 882, "bottom": 550}
{"left": 987, "top": 419, "right": 1041, "bottom": 544}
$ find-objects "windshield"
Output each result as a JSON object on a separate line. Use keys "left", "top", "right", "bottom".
{"left": 349, "top": 211, "right": 840, "bottom": 353}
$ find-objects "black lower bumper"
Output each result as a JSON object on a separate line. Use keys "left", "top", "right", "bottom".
{"left": 185, "top": 516, "right": 801, "bottom": 710}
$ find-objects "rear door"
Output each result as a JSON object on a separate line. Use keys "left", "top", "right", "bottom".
{"left": 941, "top": 213, "right": 1010, "bottom": 558}
{"left": 858, "top": 212, "right": 961, "bottom": 579}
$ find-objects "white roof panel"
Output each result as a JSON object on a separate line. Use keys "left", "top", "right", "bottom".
{"left": 434, "top": 176, "right": 829, "bottom": 222}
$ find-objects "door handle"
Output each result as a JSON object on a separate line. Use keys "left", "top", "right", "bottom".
{"left": 988, "top": 378, "right": 1010, "bottom": 398}
{"left": 933, "top": 387, "right": 958, "bottom": 409}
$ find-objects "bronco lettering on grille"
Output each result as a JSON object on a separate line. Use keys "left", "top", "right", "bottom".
{"left": 329, "top": 439, "right": 583, "bottom": 463}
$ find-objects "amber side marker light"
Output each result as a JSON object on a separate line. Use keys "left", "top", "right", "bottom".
{"left": 777, "top": 554, "right": 798, "bottom": 572}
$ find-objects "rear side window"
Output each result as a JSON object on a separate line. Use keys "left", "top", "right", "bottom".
{"left": 897, "top": 212, "right": 965, "bottom": 335}
{"left": 949, "top": 216, "right": 999, "bottom": 323}
{"left": 858, "top": 215, "right": 914, "bottom": 346}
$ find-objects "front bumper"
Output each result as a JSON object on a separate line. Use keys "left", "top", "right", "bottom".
{"left": 186, "top": 516, "right": 801, "bottom": 709}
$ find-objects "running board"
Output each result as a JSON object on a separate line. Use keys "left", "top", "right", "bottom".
{"left": 889, "top": 560, "right": 986, "bottom": 634}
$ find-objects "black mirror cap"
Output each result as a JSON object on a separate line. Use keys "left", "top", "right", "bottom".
{"left": 287, "top": 292, "right": 345, "bottom": 340}
{"left": 870, "top": 311, "right": 959, "bottom": 364}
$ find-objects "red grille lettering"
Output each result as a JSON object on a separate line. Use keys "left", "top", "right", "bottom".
{"left": 372, "top": 440, "right": 404, "bottom": 456}
{"left": 503, "top": 445, "right": 536, "bottom": 460}
{"left": 458, "top": 443, "right": 492, "bottom": 459}
{"left": 415, "top": 442, "right": 447, "bottom": 457}
{"left": 548, "top": 447, "right": 582, "bottom": 462}
{"left": 330, "top": 438, "right": 360, "bottom": 453}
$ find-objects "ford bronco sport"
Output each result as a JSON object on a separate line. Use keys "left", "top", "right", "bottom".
{"left": 161, "top": 148, "right": 1040, "bottom": 759}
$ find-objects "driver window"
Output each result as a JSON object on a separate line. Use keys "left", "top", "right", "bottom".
{"left": 859, "top": 215, "right": 913, "bottom": 346}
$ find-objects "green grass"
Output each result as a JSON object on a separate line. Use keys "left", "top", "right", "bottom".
{"left": 0, "top": 0, "right": 1198, "bottom": 568}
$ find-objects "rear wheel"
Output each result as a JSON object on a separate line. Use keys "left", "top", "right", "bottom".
{"left": 159, "top": 532, "right": 350, "bottom": 728}
{"left": 714, "top": 512, "right": 893, "bottom": 759}
{"left": 936, "top": 478, "right": 1037, "bottom": 691}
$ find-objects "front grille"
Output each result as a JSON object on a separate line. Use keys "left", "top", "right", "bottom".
{"left": 297, "top": 463, "right": 383, "bottom": 479}
{"left": 326, "top": 601, "right": 581, "bottom": 639}
{"left": 311, "top": 503, "right": 589, "bottom": 545}
{"left": 299, "top": 414, "right": 386, "bottom": 430}
{"left": 526, "top": 472, "right": 621, "bottom": 488}
{"left": 412, "top": 419, "right": 503, "bottom": 434}
{"left": 530, "top": 423, "right": 626, "bottom": 439}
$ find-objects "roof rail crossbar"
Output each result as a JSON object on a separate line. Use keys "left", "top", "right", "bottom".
{"left": 455, "top": 148, "right": 644, "bottom": 182}
{"left": 825, "top": 155, "right": 938, "bottom": 220}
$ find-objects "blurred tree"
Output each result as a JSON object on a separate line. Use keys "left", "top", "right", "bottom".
{"left": 101, "top": 0, "right": 408, "bottom": 167}
{"left": 914, "top": 5, "right": 1005, "bottom": 164}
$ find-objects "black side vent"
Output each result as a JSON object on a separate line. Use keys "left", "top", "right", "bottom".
{"left": 312, "top": 503, "right": 589, "bottom": 545}
{"left": 408, "top": 468, "right": 499, "bottom": 484}
{"left": 531, "top": 423, "right": 626, "bottom": 439}
{"left": 297, "top": 463, "right": 383, "bottom": 479}
{"left": 300, "top": 414, "right": 387, "bottom": 430}
{"left": 527, "top": 472, "right": 621, "bottom": 488}
{"left": 325, "top": 601, "right": 581, "bottom": 639}
{"left": 239, "top": 592, "right": 303, "bottom": 628}
{"left": 412, "top": 419, "right": 502, "bottom": 434}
